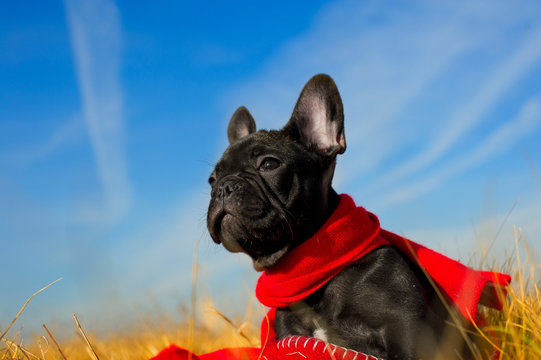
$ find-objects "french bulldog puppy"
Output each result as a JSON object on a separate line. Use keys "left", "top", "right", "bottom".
{"left": 207, "top": 74, "right": 481, "bottom": 359}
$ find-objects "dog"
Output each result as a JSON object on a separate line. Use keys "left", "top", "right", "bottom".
{"left": 207, "top": 74, "right": 492, "bottom": 359}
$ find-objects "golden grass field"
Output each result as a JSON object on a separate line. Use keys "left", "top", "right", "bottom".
{"left": 1, "top": 227, "right": 539, "bottom": 360}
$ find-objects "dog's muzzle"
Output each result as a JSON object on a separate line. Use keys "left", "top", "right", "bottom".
{"left": 207, "top": 175, "right": 291, "bottom": 263}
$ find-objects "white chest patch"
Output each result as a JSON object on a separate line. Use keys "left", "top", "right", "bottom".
{"left": 313, "top": 328, "right": 328, "bottom": 342}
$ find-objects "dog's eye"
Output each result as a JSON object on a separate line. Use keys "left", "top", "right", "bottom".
{"left": 259, "top": 158, "right": 280, "bottom": 171}
{"left": 208, "top": 175, "right": 216, "bottom": 186}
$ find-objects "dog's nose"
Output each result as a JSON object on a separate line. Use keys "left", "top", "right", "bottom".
{"left": 217, "top": 179, "right": 241, "bottom": 200}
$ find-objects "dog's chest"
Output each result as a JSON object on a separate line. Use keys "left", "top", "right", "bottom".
{"left": 274, "top": 246, "right": 430, "bottom": 356}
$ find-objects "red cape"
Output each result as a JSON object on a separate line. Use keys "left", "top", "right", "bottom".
{"left": 150, "top": 194, "right": 511, "bottom": 360}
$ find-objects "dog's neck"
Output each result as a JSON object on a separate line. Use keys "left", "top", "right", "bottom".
{"left": 291, "top": 188, "right": 341, "bottom": 251}
{"left": 322, "top": 188, "right": 341, "bottom": 228}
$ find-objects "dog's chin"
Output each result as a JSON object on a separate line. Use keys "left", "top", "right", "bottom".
{"left": 221, "top": 235, "right": 290, "bottom": 272}
{"left": 217, "top": 214, "right": 246, "bottom": 253}
{"left": 212, "top": 213, "right": 292, "bottom": 271}
{"left": 252, "top": 246, "right": 290, "bottom": 272}
{"left": 220, "top": 234, "right": 244, "bottom": 253}
{"left": 220, "top": 231, "right": 291, "bottom": 272}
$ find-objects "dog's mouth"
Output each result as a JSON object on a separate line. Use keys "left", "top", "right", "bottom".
{"left": 252, "top": 246, "right": 290, "bottom": 271}
{"left": 208, "top": 207, "right": 291, "bottom": 270}
{"left": 219, "top": 213, "right": 250, "bottom": 253}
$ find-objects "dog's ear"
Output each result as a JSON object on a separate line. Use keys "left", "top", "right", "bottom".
{"left": 284, "top": 74, "right": 346, "bottom": 157}
{"left": 228, "top": 106, "right": 256, "bottom": 144}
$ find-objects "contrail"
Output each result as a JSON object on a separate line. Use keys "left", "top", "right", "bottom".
{"left": 64, "top": 0, "right": 131, "bottom": 221}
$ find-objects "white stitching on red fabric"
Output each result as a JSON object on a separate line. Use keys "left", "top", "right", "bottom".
{"left": 286, "top": 352, "right": 307, "bottom": 358}
{"left": 277, "top": 336, "right": 385, "bottom": 360}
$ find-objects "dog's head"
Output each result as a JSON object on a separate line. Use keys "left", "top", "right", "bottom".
{"left": 207, "top": 74, "right": 346, "bottom": 271}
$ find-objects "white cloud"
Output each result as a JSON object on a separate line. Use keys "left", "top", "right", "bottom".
{"left": 377, "top": 95, "right": 541, "bottom": 209}
{"left": 367, "top": 25, "right": 541, "bottom": 194}
{"left": 64, "top": 0, "right": 131, "bottom": 221}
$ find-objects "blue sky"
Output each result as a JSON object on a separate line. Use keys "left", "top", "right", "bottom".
{"left": 1, "top": 0, "right": 540, "bottom": 336}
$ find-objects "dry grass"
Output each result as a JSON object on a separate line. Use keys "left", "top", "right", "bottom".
{"left": 477, "top": 227, "right": 541, "bottom": 359}
{"left": 1, "top": 229, "right": 539, "bottom": 360}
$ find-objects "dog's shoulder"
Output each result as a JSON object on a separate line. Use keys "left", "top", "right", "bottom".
{"left": 320, "top": 246, "right": 429, "bottom": 311}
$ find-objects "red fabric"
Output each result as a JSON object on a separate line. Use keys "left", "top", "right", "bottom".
{"left": 256, "top": 197, "right": 390, "bottom": 307}
{"left": 379, "top": 229, "right": 511, "bottom": 321}
{"left": 151, "top": 311, "right": 382, "bottom": 360}
{"left": 149, "top": 345, "right": 260, "bottom": 360}
{"left": 150, "top": 194, "right": 511, "bottom": 360}
{"left": 150, "top": 338, "right": 383, "bottom": 360}
{"left": 256, "top": 194, "right": 511, "bottom": 323}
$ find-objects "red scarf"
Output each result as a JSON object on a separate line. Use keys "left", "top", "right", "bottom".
{"left": 150, "top": 194, "right": 511, "bottom": 360}
{"left": 256, "top": 194, "right": 389, "bottom": 307}
{"left": 257, "top": 194, "right": 511, "bottom": 322}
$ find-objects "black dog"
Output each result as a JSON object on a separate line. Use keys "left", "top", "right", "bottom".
{"left": 207, "top": 74, "right": 485, "bottom": 359}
